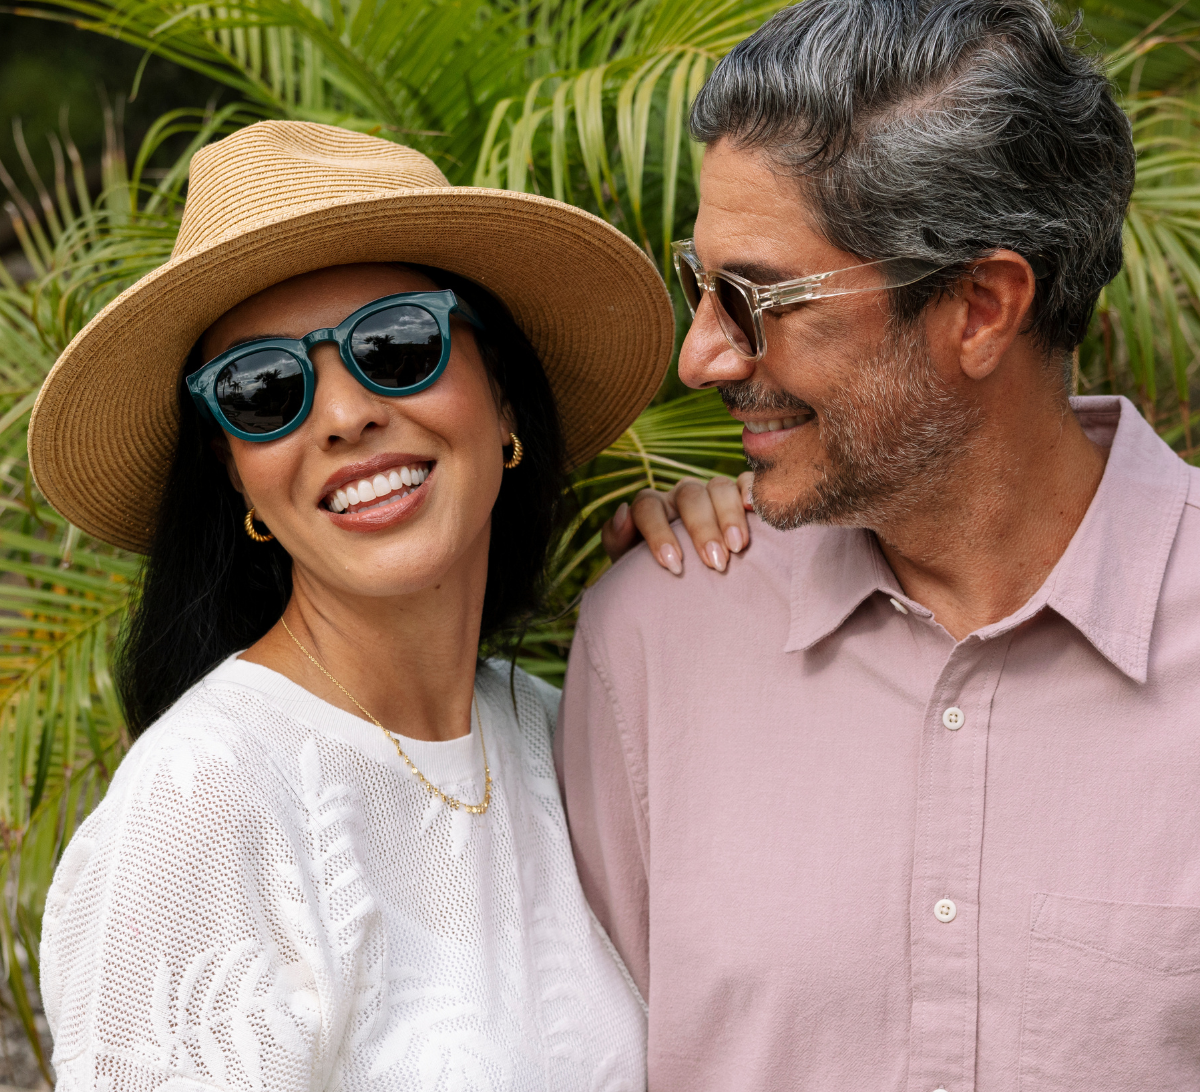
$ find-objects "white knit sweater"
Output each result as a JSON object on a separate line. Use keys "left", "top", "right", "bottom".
{"left": 41, "top": 655, "right": 647, "bottom": 1092}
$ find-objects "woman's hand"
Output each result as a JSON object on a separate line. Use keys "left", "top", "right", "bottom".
{"left": 601, "top": 471, "right": 754, "bottom": 574}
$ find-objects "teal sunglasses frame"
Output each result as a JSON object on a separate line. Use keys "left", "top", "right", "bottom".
{"left": 187, "top": 289, "right": 484, "bottom": 442}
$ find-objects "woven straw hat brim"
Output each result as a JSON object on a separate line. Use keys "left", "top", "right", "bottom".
{"left": 28, "top": 187, "right": 675, "bottom": 554}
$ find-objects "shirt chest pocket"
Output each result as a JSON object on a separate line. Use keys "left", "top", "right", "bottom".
{"left": 1018, "top": 893, "right": 1200, "bottom": 1091}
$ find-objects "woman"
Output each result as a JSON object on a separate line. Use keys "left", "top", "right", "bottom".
{"left": 28, "top": 120, "right": 683, "bottom": 1091}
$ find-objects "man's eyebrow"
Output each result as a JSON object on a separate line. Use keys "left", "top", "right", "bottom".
{"left": 721, "top": 261, "right": 797, "bottom": 284}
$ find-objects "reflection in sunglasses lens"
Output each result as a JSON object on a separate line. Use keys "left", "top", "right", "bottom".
{"left": 714, "top": 277, "right": 758, "bottom": 355}
{"left": 215, "top": 349, "right": 306, "bottom": 434}
{"left": 350, "top": 305, "right": 442, "bottom": 389}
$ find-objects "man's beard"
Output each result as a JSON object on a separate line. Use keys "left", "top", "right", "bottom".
{"left": 721, "top": 322, "right": 983, "bottom": 531}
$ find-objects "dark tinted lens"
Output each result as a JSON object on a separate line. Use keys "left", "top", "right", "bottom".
{"left": 350, "top": 305, "right": 443, "bottom": 390}
{"left": 713, "top": 275, "right": 758, "bottom": 355}
{"left": 677, "top": 259, "right": 702, "bottom": 313}
{"left": 215, "top": 349, "right": 306, "bottom": 434}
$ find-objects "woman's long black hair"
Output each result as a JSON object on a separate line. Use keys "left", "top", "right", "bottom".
{"left": 116, "top": 266, "right": 569, "bottom": 737}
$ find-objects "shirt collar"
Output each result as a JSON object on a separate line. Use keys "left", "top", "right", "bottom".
{"left": 785, "top": 526, "right": 908, "bottom": 654}
{"left": 784, "top": 396, "right": 1191, "bottom": 683}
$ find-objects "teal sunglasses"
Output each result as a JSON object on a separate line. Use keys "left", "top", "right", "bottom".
{"left": 187, "top": 290, "right": 484, "bottom": 442}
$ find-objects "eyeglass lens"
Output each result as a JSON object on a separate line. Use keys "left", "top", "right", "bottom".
{"left": 678, "top": 258, "right": 760, "bottom": 356}
{"left": 213, "top": 303, "right": 446, "bottom": 435}
{"left": 713, "top": 277, "right": 758, "bottom": 356}
{"left": 677, "top": 259, "right": 703, "bottom": 313}
{"left": 350, "top": 304, "right": 442, "bottom": 389}
{"left": 215, "top": 349, "right": 306, "bottom": 435}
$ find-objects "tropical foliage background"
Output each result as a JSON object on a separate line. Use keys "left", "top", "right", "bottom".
{"left": 0, "top": 0, "right": 1198, "bottom": 1071}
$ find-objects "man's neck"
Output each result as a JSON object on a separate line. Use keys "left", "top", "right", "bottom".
{"left": 870, "top": 395, "right": 1109, "bottom": 641}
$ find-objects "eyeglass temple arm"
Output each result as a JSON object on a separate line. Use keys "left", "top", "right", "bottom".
{"left": 452, "top": 297, "right": 486, "bottom": 330}
{"left": 755, "top": 272, "right": 837, "bottom": 309}
{"left": 184, "top": 374, "right": 217, "bottom": 424}
{"left": 756, "top": 261, "right": 945, "bottom": 309}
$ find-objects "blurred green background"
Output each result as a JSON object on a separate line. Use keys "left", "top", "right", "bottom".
{"left": 0, "top": 14, "right": 222, "bottom": 266}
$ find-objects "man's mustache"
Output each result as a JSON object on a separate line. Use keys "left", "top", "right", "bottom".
{"left": 718, "top": 381, "right": 814, "bottom": 417}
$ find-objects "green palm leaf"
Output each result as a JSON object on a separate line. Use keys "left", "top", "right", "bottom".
{"left": 1080, "top": 87, "right": 1200, "bottom": 450}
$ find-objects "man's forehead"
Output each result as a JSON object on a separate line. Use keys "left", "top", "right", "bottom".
{"left": 692, "top": 141, "right": 851, "bottom": 279}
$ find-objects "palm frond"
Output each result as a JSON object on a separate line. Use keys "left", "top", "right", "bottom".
{"left": 13, "top": 0, "right": 786, "bottom": 276}
{"left": 1083, "top": 0, "right": 1200, "bottom": 91}
{"left": 1079, "top": 88, "right": 1200, "bottom": 451}
{"left": 0, "top": 108, "right": 257, "bottom": 1064}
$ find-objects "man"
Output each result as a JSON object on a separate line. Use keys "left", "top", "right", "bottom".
{"left": 555, "top": 2, "right": 1200, "bottom": 1090}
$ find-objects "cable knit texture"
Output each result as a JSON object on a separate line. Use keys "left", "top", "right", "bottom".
{"left": 41, "top": 655, "right": 646, "bottom": 1092}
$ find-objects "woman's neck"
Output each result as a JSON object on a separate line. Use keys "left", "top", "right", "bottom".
{"left": 242, "top": 526, "right": 490, "bottom": 742}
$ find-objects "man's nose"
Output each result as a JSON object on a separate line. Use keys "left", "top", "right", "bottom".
{"left": 677, "top": 293, "right": 757, "bottom": 390}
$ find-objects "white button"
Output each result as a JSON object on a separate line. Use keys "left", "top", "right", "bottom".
{"left": 935, "top": 898, "right": 957, "bottom": 923}
{"left": 942, "top": 706, "right": 965, "bottom": 730}
{"left": 889, "top": 596, "right": 909, "bottom": 614}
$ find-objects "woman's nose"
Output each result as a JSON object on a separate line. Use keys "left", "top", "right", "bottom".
{"left": 306, "top": 342, "right": 390, "bottom": 445}
{"left": 677, "top": 293, "right": 757, "bottom": 390}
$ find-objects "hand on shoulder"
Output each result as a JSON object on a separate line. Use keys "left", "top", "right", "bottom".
{"left": 601, "top": 471, "right": 754, "bottom": 575}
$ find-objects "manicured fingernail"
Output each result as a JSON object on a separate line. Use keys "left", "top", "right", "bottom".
{"left": 725, "top": 525, "right": 744, "bottom": 553}
{"left": 704, "top": 540, "right": 727, "bottom": 572}
{"left": 660, "top": 543, "right": 683, "bottom": 575}
{"left": 614, "top": 502, "right": 629, "bottom": 532}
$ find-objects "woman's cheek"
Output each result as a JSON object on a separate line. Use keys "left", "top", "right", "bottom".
{"left": 229, "top": 440, "right": 304, "bottom": 525}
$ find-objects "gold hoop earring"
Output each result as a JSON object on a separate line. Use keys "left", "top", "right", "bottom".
{"left": 503, "top": 433, "right": 524, "bottom": 470}
{"left": 244, "top": 508, "right": 275, "bottom": 543}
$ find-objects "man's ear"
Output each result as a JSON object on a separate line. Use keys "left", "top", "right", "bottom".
{"left": 210, "top": 433, "right": 246, "bottom": 497}
{"left": 955, "top": 250, "right": 1038, "bottom": 382}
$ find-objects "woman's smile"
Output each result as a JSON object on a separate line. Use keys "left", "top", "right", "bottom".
{"left": 320, "top": 452, "right": 438, "bottom": 533}
{"left": 324, "top": 461, "right": 432, "bottom": 513}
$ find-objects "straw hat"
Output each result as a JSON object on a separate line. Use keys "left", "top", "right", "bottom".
{"left": 28, "top": 120, "right": 675, "bottom": 553}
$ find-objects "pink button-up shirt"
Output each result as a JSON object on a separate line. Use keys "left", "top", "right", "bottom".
{"left": 555, "top": 396, "right": 1200, "bottom": 1092}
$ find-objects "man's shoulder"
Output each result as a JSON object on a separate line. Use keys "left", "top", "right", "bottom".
{"left": 579, "top": 515, "right": 831, "bottom": 650}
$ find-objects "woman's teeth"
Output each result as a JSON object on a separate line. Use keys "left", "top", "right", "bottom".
{"left": 745, "top": 416, "right": 804, "bottom": 434}
{"left": 326, "top": 464, "right": 430, "bottom": 513}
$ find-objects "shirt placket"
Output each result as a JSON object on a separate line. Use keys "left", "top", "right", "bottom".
{"left": 907, "top": 633, "right": 1009, "bottom": 1092}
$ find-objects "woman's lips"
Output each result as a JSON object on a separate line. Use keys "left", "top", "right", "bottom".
{"left": 324, "top": 466, "right": 433, "bottom": 532}
{"left": 325, "top": 461, "right": 431, "bottom": 513}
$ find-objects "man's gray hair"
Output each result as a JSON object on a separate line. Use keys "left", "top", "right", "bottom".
{"left": 690, "top": 0, "right": 1135, "bottom": 356}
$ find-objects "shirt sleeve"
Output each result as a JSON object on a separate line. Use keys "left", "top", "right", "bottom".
{"left": 40, "top": 723, "right": 341, "bottom": 1092}
{"left": 554, "top": 605, "right": 651, "bottom": 999}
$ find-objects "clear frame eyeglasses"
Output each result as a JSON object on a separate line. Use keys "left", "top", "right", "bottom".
{"left": 671, "top": 238, "right": 946, "bottom": 360}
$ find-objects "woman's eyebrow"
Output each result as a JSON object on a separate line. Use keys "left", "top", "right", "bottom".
{"left": 224, "top": 333, "right": 290, "bottom": 349}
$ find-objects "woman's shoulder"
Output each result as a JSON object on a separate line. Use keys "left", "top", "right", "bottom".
{"left": 97, "top": 659, "right": 312, "bottom": 831}
{"left": 45, "top": 674, "right": 292, "bottom": 936}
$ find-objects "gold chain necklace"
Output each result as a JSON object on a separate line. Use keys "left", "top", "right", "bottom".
{"left": 280, "top": 618, "right": 492, "bottom": 815}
